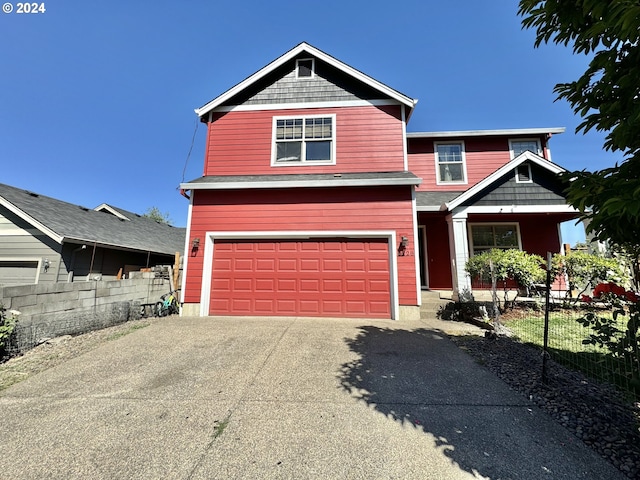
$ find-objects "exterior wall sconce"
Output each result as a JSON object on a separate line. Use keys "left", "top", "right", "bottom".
{"left": 43, "top": 258, "right": 50, "bottom": 272}
{"left": 398, "top": 236, "right": 409, "bottom": 256}
{"left": 191, "top": 237, "right": 200, "bottom": 256}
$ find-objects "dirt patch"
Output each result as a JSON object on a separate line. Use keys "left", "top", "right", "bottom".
{"left": 0, "top": 317, "right": 163, "bottom": 392}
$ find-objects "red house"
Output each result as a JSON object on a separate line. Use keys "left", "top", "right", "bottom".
{"left": 180, "top": 43, "right": 578, "bottom": 320}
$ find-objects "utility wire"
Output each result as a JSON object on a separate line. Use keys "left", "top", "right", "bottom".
{"left": 181, "top": 117, "right": 200, "bottom": 184}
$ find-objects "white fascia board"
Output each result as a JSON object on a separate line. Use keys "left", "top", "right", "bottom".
{"left": 195, "top": 42, "right": 417, "bottom": 117}
{"left": 0, "top": 196, "right": 63, "bottom": 244}
{"left": 181, "top": 177, "right": 422, "bottom": 191}
{"left": 63, "top": 237, "right": 173, "bottom": 255}
{"left": 407, "top": 127, "right": 565, "bottom": 139}
{"left": 454, "top": 204, "right": 580, "bottom": 216}
{"left": 444, "top": 151, "right": 566, "bottom": 211}
{"left": 93, "top": 203, "right": 130, "bottom": 221}
{"left": 416, "top": 205, "right": 443, "bottom": 212}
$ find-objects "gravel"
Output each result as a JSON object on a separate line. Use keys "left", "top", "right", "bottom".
{"left": 451, "top": 334, "right": 640, "bottom": 479}
{"left": 0, "top": 317, "right": 159, "bottom": 391}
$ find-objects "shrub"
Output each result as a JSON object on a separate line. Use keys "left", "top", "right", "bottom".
{"left": 552, "top": 251, "right": 624, "bottom": 301}
{"left": 0, "top": 304, "right": 19, "bottom": 357}
{"left": 466, "top": 249, "right": 545, "bottom": 311}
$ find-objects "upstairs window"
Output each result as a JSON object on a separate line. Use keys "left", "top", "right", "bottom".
{"left": 272, "top": 115, "right": 335, "bottom": 165}
{"left": 296, "top": 58, "right": 314, "bottom": 78}
{"left": 510, "top": 139, "right": 541, "bottom": 158}
{"left": 435, "top": 142, "right": 467, "bottom": 184}
{"left": 469, "top": 224, "right": 521, "bottom": 255}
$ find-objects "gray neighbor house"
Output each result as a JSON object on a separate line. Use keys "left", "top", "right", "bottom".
{"left": 0, "top": 183, "right": 186, "bottom": 286}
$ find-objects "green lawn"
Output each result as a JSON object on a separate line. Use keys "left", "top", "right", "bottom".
{"left": 504, "top": 308, "right": 637, "bottom": 399}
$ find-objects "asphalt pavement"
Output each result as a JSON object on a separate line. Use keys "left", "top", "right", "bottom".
{"left": 0, "top": 315, "right": 625, "bottom": 479}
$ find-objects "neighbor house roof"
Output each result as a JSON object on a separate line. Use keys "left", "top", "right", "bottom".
{"left": 0, "top": 183, "right": 185, "bottom": 255}
{"left": 195, "top": 42, "right": 418, "bottom": 118}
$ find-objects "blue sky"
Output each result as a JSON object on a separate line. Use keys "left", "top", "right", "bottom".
{"left": 0, "top": 1, "right": 623, "bottom": 245}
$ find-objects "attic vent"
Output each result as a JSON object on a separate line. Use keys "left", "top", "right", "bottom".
{"left": 515, "top": 164, "right": 533, "bottom": 183}
{"left": 79, "top": 206, "right": 90, "bottom": 211}
{"left": 296, "top": 58, "right": 314, "bottom": 78}
{"left": 26, "top": 191, "right": 39, "bottom": 197}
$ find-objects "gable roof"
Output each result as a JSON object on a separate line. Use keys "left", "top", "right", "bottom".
{"left": 444, "top": 151, "right": 566, "bottom": 211}
{"left": 195, "top": 42, "right": 417, "bottom": 118}
{"left": 0, "top": 183, "right": 185, "bottom": 255}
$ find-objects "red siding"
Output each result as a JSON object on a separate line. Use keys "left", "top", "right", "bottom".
{"left": 204, "top": 105, "right": 405, "bottom": 176}
{"left": 408, "top": 135, "right": 548, "bottom": 192}
{"left": 184, "top": 186, "right": 418, "bottom": 306}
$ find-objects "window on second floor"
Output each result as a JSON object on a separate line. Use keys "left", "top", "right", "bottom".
{"left": 469, "top": 223, "right": 521, "bottom": 255}
{"left": 272, "top": 115, "right": 335, "bottom": 165}
{"left": 510, "top": 139, "right": 541, "bottom": 158}
{"left": 435, "top": 142, "right": 467, "bottom": 184}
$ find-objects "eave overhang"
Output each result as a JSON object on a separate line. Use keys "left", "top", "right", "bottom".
{"left": 181, "top": 172, "right": 422, "bottom": 191}
{"left": 407, "top": 127, "right": 565, "bottom": 139}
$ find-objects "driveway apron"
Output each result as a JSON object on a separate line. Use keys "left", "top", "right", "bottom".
{"left": 0, "top": 316, "right": 624, "bottom": 479}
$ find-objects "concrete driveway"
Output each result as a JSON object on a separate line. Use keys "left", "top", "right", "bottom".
{"left": 0, "top": 316, "right": 623, "bottom": 479}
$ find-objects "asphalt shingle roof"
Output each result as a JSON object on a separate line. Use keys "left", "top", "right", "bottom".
{"left": 0, "top": 183, "right": 185, "bottom": 255}
{"left": 415, "top": 191, "right": 461, "bottom": 208}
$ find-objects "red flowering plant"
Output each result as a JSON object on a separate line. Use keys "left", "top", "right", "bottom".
{"left": 578, "top": 282, "right": 640, "bottom": 394}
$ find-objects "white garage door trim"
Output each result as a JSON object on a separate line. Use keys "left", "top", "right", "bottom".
{"left": 200, "top": 230, "right": 399, "bottom": 320}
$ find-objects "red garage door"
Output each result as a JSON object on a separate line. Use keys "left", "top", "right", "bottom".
{"left": 210, "top": 238, "right": 391, "bottom": 318}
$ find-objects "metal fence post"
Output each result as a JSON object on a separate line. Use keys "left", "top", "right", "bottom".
{"left": 542, "top": 252, "right": 552, "bottom": 384}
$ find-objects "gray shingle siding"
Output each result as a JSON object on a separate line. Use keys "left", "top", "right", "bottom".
{"left": 464, "top": 163, "right": 567, "bottom": 207}
{"left": 221, "top": 56, "right": 387, "bottom": 107}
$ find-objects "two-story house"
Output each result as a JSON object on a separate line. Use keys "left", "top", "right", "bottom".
{"left": 180, "top": 42, "right": 578, "bottom": 320}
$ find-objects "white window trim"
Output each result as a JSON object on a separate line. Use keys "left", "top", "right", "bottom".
{"left": 271, "top": 114, "right": 337, "bottom": 167}
{"left": 509, "top": 138, "right": 542, "bottom": 159}
{"left": 295, "top": 58, "right": 315, "bottom": 79}
{"left": 515, "top": 163, "right": 533, "bottom": 183}
{"left": 467, "top": 222, "right": 522, "bottom": 255}
{"left": 434, "top": 140, "right": 467, "bottom": 185}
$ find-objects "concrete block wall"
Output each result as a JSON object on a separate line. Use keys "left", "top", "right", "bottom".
{"left": 0, "top": 277, "right": 172, "bottom": 355}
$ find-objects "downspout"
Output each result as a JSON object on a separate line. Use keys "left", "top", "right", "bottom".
{"left": 68, "top": 244, "right": 87, "bottom": 282}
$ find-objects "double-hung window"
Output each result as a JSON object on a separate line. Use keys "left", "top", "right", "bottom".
{"left": 435, "top": 141, "right": 466, "bottom": 184}
{"left": 469, "top": 224, "right": 521, "bottom": 255}
{"left": 273, "top": 115, "right": 335, "bottom": 165}
{"left": 509, "top": 139, "right": 541, "bottom": 158}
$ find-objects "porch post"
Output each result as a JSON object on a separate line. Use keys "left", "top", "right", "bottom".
{"left": 446, "top": 210, "right": 471, "bottom": 299}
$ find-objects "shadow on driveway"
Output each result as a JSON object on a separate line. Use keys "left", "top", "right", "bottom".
{"left": 337, "top": 325, "right": 622, "bottom": 479}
